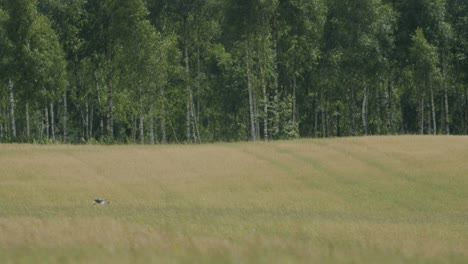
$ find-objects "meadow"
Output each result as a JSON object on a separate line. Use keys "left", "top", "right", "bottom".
{"left": 0, "top": 136, "right": 467, "bottom": 263}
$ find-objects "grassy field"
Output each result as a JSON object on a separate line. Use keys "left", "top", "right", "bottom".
{"left": 0, "top": 136, "right": 467, "bottom": 263}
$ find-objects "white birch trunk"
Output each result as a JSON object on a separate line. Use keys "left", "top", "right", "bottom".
{"left": 45, "top": 106, "right": 50, "bottom": 139}
{"left": 427, "top": 107, "right": 432, "bottom": 134}
{"left": 85, "top": 100, "right": 89, "bottom": 140}
{"left": 293, "top": 78, "right": 297, "bottom": 126}
{"left": 40, "top": 110, "right": 44, "bottom": 140}
{"left": 50, "top": 102, "right": 56, "bottom": 140}
{"left": 431, "top": 88, "right": 436, "bottom": 135}
{"left": 189, "top": 90, "right": 197, "bottom": 143}
{"left": 262, "top": 80, "right": 268, "bottom": 141}
{"left": 254, "top": 92, "right": 260, "bottom": 140}
{"left": 376, "top": 84, "right": 381, "bottom": 135}
{"left": 386, "top": 78, "right": 394, "bottom": 134}
{"left": 185, "top": 42, "right": 191, "bottom": 142}
{"left": 131, "top": 115, "right": 136, "bottom": 142}
{"left": 1, "top": 105, "right": 4, "bottom": 139}
{"left": 362, "top": 86, "right": 368, "bottom": 136}
{"left": 272, "top": 20, "right": 280, "bottom": 139}
{"left": 194, "top": 47, "right": 202, "bottom": 144}
{"left": 441, "top": 52, "right": 450, "bottom": 134}
{"left": 106, "top": 79, "right": 113, "bottom": 138}
{"left": 161, "top": 117, "right": 167, "bottom": 144}
{"left": 186, "top": 101, "right": 191, "bottom": 142}
{"left": 4, "top": 104, "right": 8, "bottom": 137}
{"left": 26, "top": 103, "right": 30, "bottom": 140}
{"left": 150, "top": 106, "right": 155, "bottom": 145}
{"left": 139, "top": 116, "right": 144, "bottom": 144}
{"left": 246, "top": 50, "right": 256, "bottom": 141}
{"left": 8, "top": 79, "right": 16, "bottom": 138}
{"left": 315, "top": 108, "right": 318, "bottom": 138}
{"left": 89, "top": 101, "right": 94, "bottom": 140}
{"left": 420, "top": 96, "right": 424, "bottom": 135}
{"left": 95, "top": 71, "right": 104, "bottom": 140}
{"left": 444, "top": 86, "right": 449, "bottom": 135}
{"left": 63, "top": 94, "right": 67, "bottom": 142}
{"left": 161, "top": 86, "right": 167, "bottom": 144}
{"left": 273, "top": 88, "right": 280, "bottom": 137}
{"left": 321, "top": 92, "right": 326, "bottom": 137}
{"left": 1, "top": 104, "right": 4, "bottom": 139}
{"left": 350, "top": 86, "right": 356, "bottom": 136}
{"left": 139, "top": 83, "right": 144, "bottom": 144}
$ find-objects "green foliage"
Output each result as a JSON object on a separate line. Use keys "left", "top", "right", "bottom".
{"left": 25, "top": 14, "right": 67, "bottom": 102}
{"left": 409, "top": 28, "right": 440, "bottom": 93}
{"left": 0, "top": 0, "right": 467, "bottom": 143}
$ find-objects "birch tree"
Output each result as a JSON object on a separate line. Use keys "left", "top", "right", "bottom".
{"left": 410, "top": 28, "right": 440, "bottom": 135}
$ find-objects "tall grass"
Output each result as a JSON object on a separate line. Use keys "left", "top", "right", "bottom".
{"left": 0, "top": 136, "right": 467, "bottom": 263}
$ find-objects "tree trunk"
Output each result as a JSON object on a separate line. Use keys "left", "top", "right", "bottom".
{"left": 427, "top": 106, "right": 432, "bottom": 135}
{"left": 387, "top": 79, "right": 394, "bottom": 134}
{"left": 321, "top": 104, "right": 326, "bottom": 138}
{"left": 362, "top": 86, "right": 368, "bottom": 136}
{"left": 150, "top": 105, "right": 155, "bottom": 145}
{"left": 63, "top": 94, "right": 67, "bottom": 142}
{"left": 89, "top": 101, "right": 94, "bottom": 140}
{"left": 431, "top": 88, "right": 436, "bottom": 135}
{"left": 40, "top": 110, "right": 44, "bottom": 140}
{"left": 321, "top": 90, "right": 326, "bottom": 137}
{"left": 189, "top": 90, "right": 197, "bottom": 143}
{"left": 161, "top": 117, "right": 167, "bottom": 144}
{"left": 85, "top": 100, "right": 89, "bottom": 140}
{"left": 293, "top": 78, "right": 297, "bottom": 126}
{"left": 314, "top": 108, "right": 318, "bottom": 138}
{"left": 376, "top": 83, "right": 381, "bottom": 135}
{"left": 273, "top": 89, "right": 280, "bottom": 138}
{"left": 325, "top": 108, "right": 329, "bottom": 137}
{"left": 350, "top": 86, "right": 356, "bottom": 136}
{"left": 45, "top": 106, "right": 50, "bottom": 139}
{"left": 131, "top": 115, "right": 136, "bottom": 142}
{"left": 139, "top": 83, "right": 144, "bottom": 144}
{"left": 444, "top": 84, "right": 449, "bottom": 135}
{"left": 106, "top": 79, "right": 113, "bottom": 138}
{"left": 186, "top": 100, "right": 191, "bottom": 142}
{"left": 184, "top": 22, "right": 192, "bottom": 143}
{"left": 4, "top": 104, "right": 8, "bottom": 138}
{"left": 441, "top": 51, "right": 450, "bottom": 135}
{"left": 262, "top": 77, "right": 268, "bottom": 141}
{"left": 0, "top": 106, "right": 3, "bottom": 139}
{"left": 336, "top": 109, "right": 341, "bottom": 137}
{"left": 26, "top": 103, "right": 30, "bottom": 140}
{"left": 50, "top": 102, "right": 56, "bottom": 141}
{"left": 465, "top": 87, "right": 468, "bottom": 135}
{"left": 8, "top": 79, "right": 16, "bottom": 138}
{"left": 1, "top": 104, "right": 4, "bottom": 139}
{"left": 161, "top": 86, "right": 167, "bottom": 144}
{"left": 246, "top": 49, "right": 256, "bottom": 141}
{"left": 419, "top": 96, "right": 424, "bottom": 135}
{"left": 194, "top": 46, "right": 202, "bottom": 144}
{"left": 254, "top": 92, "right": 260, "bottom": 140}
{"left": 95, "top": 71, "right": 104, "bottom": 140}
{"left": 139, "top": 116, "right": 144, "bottom": 144}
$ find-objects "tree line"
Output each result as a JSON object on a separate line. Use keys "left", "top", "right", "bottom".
{"left": 0, "top": 0, "right": 467, "bottom": 144}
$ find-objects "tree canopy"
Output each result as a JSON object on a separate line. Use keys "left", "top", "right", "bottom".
{"left": 0, "top": 0, "right": 467, "bottom": 143}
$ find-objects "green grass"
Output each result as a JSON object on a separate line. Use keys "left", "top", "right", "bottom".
{"left": 0, "top": 136, "right": 467, "bottom": 263}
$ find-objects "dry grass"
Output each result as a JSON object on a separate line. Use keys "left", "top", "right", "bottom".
{"left": 0, "top": 136, "right": 467, "bottom": 263}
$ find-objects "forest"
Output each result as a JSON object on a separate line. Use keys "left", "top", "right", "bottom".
{"left": 0, "top": 0, "right": 467, "bottom": 144}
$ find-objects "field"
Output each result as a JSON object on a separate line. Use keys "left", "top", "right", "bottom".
{"left": 0, "top": 136, "right": 467, "bottom": 263}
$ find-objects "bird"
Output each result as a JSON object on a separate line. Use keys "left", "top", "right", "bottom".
{"left": 93, "top": 198, "right": 109, "bottom": 205}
